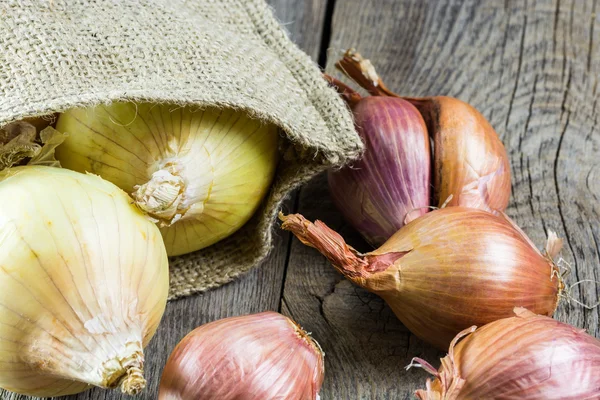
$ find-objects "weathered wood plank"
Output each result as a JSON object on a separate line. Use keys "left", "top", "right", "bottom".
{"left": 282, "top": 173, "right": 441, "bottom": 400}
{"left": 0, "top": 2, "right": 328, "bottom": 400}
{"left": 283, "top": 0, "right": 599, "bottom": 398}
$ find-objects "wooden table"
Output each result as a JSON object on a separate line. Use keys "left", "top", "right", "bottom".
{"left": 5, "top": 0, "right": 599, "bottom": 399}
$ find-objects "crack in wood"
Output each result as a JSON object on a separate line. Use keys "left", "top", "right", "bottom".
{"left": 525, "top": 157, "right": 538, "bottom": 221}
{"left": 317, "top": 0, "right": 337, "bottom": 69}
{"left": 505, "top": 13, "right": 528, "bottom": 131}
{"left": 311, "top": 292, "right": 333, "bottom": 327}
{"left": 278, "top": 191, "right": 300, "bottom": 313}
{"left": 519, "top": 74, "right": 539, "bottom": 153}
{"left": 554, "top": 0, "right": 561, "bottom": 54}
{"left": 590, "top": 0, "right": 598, "bottom": 72}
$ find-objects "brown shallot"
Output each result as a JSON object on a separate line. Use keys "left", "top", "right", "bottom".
{"left": 280, "top": 207, "right": 562, "bottom": 350}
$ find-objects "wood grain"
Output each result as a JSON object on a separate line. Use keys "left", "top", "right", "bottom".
{"left": 3, "top": 1, "right": 599, "bottom": 400}
{"left": 0, "top": 1, "right": 328, "bottom": 400}
{"left": 283, "top": 0, "right": 600, "bottom": 398}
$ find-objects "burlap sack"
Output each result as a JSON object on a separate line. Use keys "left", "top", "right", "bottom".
{"left": 0, "top": 0, "right": 361, "bottom": 300}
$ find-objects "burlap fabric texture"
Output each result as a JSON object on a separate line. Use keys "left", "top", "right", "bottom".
{"left": 0, "top": 0, "right": 362, "bottom": 300}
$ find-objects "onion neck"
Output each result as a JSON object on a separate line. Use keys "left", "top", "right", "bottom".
{"left": 279, "top": 213, "right": 405, "bottom": 279}
{"left": 132, "top": 152, "right": 216, "bottom": 227}
{"left": 289, "top": 318, "right": 325, "bottom": 360}
{"left": 333, "top": 49, "right": 441, "bottom": 141}
{"left": 279, "top": 212, "right": 368, "bottom": 278}
{"left": 323, "top": 74, "right": 362, "bottom": 107}
{"left": 22, "top": 331, "right": 148, "bottom": 395}
{"left": 413, "top": 326, "right": 474, "bottom": 400}
{"left": 119, "top": 365, "right": 145, "bottom": 395}
{"left": 335, "top": 49, "right": 398, "bottom": 97}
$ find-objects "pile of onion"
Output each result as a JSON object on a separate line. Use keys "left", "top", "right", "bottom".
{"left": 326, "top": 49, "right": 510, "bottom": 246}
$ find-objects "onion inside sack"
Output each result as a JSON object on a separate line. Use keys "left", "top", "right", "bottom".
{"left": 280, "top": 207, "right": 563, "bottom": 350}
{"left": 55, "top": 103, "right": 279, "bottom": 256}
{"left": 0, "top": 166, "right": 168, "bottom": 397}
{"left": 325, "top": 77, "right": 431, "bottom": 247}
{"left": 411, "top": 307, "right": 600, "bottom": 399}
{"left": 334, "top": 49, "right": 511, "bottom": 213}
{"left": 159, "top": 312, "right": 324, "bottom": 400}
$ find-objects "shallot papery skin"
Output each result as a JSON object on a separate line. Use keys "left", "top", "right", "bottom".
{"left": 328, "top": 96, "right": 431, "bottom": 247}
{"left": 335, "top": 49, "right": 511, "bottom": 212}
{"left": 158, "top": 312, "right": 324, "bottom": 400}
{"left": 280, "top": 207, "right": 562, "bottom": 350}
{"left": 407, "top": 96, "right": 511, "bottom": 212}
{"left": 413, "top": 308, "right": 600, "bottom": 399}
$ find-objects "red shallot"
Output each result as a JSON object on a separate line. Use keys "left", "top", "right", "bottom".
{"left": 326, "top": 77, "right": 431, "bottom": 247}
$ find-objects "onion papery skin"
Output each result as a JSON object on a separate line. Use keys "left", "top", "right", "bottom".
{"left": 407, "top": 96, "right": 511, "bottom": 211}
{"left": 159, "top": 311, "right": 324, "bottom": 400}
{"left": 334, "top": 49, "right": 511, "bottom": 213}
{"left": 55, "top": 102, "right": 279, "bottom": 256}
{"left": 415, "top": 308, "right": 600, "bottom": 399}
{"left": 280, "top": 207, "right": 561, "bottom": 350}
{"left": 328, "top": 96, "right": 431, "bottom": 247}
{"left": 0, "top": 166, "right": 168, "bottom": 397}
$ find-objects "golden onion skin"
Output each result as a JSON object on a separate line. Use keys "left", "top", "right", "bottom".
{"left": 365, "top": 207, "right": 559, "bottom": 350}
{"left": 55, "top": 103, "right": 279, "bottom": 256}
{"left": 280, "top": 207, "right": 561, "bottom": 351}
{"left": 0, "top": 166, "right": 168, "bottom": 397}
{"left": 415, "top": 308, "right": 600, "bottom": 399}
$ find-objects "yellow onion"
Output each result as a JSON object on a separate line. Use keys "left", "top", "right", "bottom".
{"left": 159, "top": 312, "right": 324, "bottom": 400}
{"left": 0, "top": 166, "right": 168, "bottom": 397}
{"left": 412, "top": 307, "right": 600, "bottom": 399}
{"left": 55, "top": 102, "right": 279, "bottom": 256}
{"left": 325, "top": 76, "right": 431, "bottom": 247}
{"left": 336, "top": 49, "right": 511, "bottom": 212}
{"left": 280, "top": 207, "right": 562, "bottom": 350}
